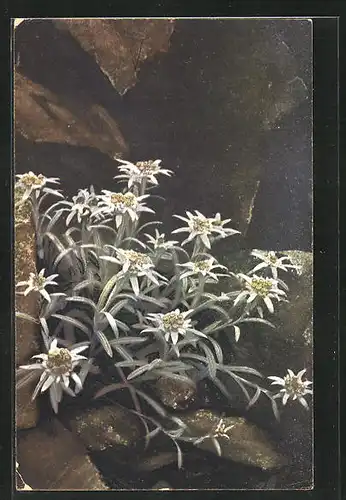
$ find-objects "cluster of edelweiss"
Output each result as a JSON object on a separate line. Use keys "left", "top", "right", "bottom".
{"left": 15, "top": 159, "right": 312, "bottom": 462}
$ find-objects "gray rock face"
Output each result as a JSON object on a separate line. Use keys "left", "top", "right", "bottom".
{"left": 122, "top": 19, "right": 312, "bottom": 242}
{"left": 180, "top": 409, "right": 287, "bottom": 470}
{"left": 15, "top": 72, "right": 128, "bottom": 159}
{"left": 16, "top": 418, "right": 108, "bottom": 490}
{"left": 15, "top": 188, "right": 40, "bottom": 430}
{"left": 14, "top": 19, "right": 312, "bottom": 248}
{"left": 221, "top": 249, "right": 313, "bottom": 487}
{"left": 154, "top": 375, "right": 197, "bottom": 410}
{"left": 67, "top": 405, "right": 142, "bottom": 452}
{"left": 53, "top": 19, "right": 175, "bottom": 95}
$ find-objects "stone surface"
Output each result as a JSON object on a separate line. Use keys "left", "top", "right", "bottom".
{"left": 54, "top": 19, "right": 175, "bottom": 95}
{"left": 15, "top": 72, "right": 128, "bottom": 158}
{"left": 16, "top": 381, "right": 40, "bottom": 430}
{"left": 14, "top": 188, "right": 40, "bottom": 429}
{"left": 16, "top": 418, "right": 108, "bottom": 490}
{"left": 276, "top": 251, "right": 313, "bottom": 342}
{"left": 219, "top": 249, "right": 313, "bottom": 374}
{"left": 14, "top": 188, "right": 40, "bottom": 366}
{"left": 13, "top": 19, "right": 311, "bottom": 247}
{"left": 220, "top": 249, "right": 313, "bottom": 486}
{"left": 249, "top": 250, "right": 312, "bottom": 377}
{"left": 180, "top": 409, "right": 287, "bottom": 470}
{"left": 121, "top": 19, "right": 311, "bottom": 238}
{"left": 268, "top": 251, "right": 313, "bottom": 488}
{"left": 154, "top": 376, "right": 197, "bottom": 411}
{"left": 66, "top": 405, "right": 142, "bottom": 452}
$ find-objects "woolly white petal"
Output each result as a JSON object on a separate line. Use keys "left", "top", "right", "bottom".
{"left": 41, "top": 375, "right": 55, "bottom": 393}
{"left": 282, "top": 393, "right": 289, "bottom": 405}
{"left": 71, "top": 344, "right": 89, "bottom": 355}
{"left": 171, "top": 331, "right": 179, "bottom": 345}
{"left": 200, "top": 233, "right": 211, "bottom": 249}
{"left": 50, "top": 338, "right": 58, "bottom": 351}
{"left": 264, "top": 296, "right": 274, "bottom": 313}
{"left": 71, "top": 372, "right": 83, "bottom": 392}
{"left": 130, "top": 276, "right": 140, "bottom": 296}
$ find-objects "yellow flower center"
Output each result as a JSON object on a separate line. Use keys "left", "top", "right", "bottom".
{"left": 124, "top": 250, "right": 152, "bottom": 268}
{"left": 284, "top": 375, "right": 305, "bottom": 396}
{"left": 31, "top": 274, "right": 46, "bottom": 288}
{"left": 250, "top": 277, "right": 272, "bottom": 297}
{"left": 136, "top": 161, "right": 160, "bottom": 175}
{"left": 110, "top": 192, "right": 137, "bottom": 208}
{"left": 192, "top": 217, "right": 212, "bottom": 233}
{"left": 195, "top": 260, "right": 211, "bottom": 272}
{"left": 47, "top": 348, "right": 73, "bottom": 374}
{"left": 163, "top": 312, "right": 185, "bottom": 332}
{"left": 20, "top": 173, "right": 46, "bottom": 187}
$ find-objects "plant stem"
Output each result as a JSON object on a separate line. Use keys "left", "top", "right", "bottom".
{"left": 116, "top": 218, "right": 126, "bottom": 247}
{"left": 140, "top": 178, "right": 147, "bottom": 197}
{"left": 191, "top": 276, "right": 206, "bottom": 308}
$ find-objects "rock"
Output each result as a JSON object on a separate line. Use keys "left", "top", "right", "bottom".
{"left": 13, "top": 19, "right": 311, "bottom": 243}
{"left": 121, "top": 20, "right": 310, "bottom": 236}
{"left": 265, "top": 250, "right": 313, "bottom": 487}
{"left": 154, "top": 376, "right": 197, "bottom": 410}
{"left": 54, "top": 19, "right": 175, "bottom": 95}
{"left": 180, "top": 409, "right": 287, "bottom": 470}
{"left": 218, "top": 249, "right": 312, "bottom": 375}
{"left": 276, "top": 251, "right": 313, "bottom": 342}
{"left": 66, "top": 405, "right": 142, "bottom": 452}
{"left": 275, "top": 398, "right": 313, "bottom": 488}
{"left": 15, "top": 187, "right": 40, "bottom": 429}
{"left": 17, "top": 418, "right": 108, "bottom": 490}
{"left": 16, "top": 382, "right": 40, "bottom": 430}
{"left": 251, "top": 251, "right": 312, "bottom": 376}
{"left": 14, "top": 72, "right": 128, "bottom": 158}
{"left": 219, "top": 249, "right": 313, "bottom": 486}
{"left": 137, "top": 451, "right": 178, "bottom": 472}
{"left": 14, "top": 187, "right": 40, "bottom": 366}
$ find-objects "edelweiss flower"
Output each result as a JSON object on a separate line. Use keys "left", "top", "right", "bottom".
{"left": 19, "top": 338, "right": 89, "bottom": 413}
{"left": 211, "top": 213, "right": 241, "bottom": 239}
{"left": 178, "top": 257, "right": 228, "bottom": 281}
{"left": 16, "top": 269, "right": 59, "bottom": 302}
{"left": 143, "top": 308, "right": 207, "bottom": 345}
{"left": 194, "top": 417, "right": 235, "bottom": 444}
{"left": 193, "top": 417, "right": 235, "bottom": 456}
{"left": 101, "top": 249, "right": 166, "bottom": 295}
{"left": 15, "top": 172, "right": 60, "bottom": 201}
{"left": 173, "top": 211, "right": 215, "bottom": 249}
{"left": 114, "top": 158, "right": 173, "bottom": 188}
{"left": 173, "top": 210, "right": 239, "bottom": 249}
{"left": 250, "top": 250, "right": 301, "bottom": 279}
{"left": 268, "top": 368, "right": 313, "bottom": 409}
{"left": 96, "top": 190, "right": 154, "bottom": 227}
{"left": 66, "top": 187, "right": 98, "bottom": 226}
{"left": 234, "top": 273, "right": 286, "bottom": 317}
